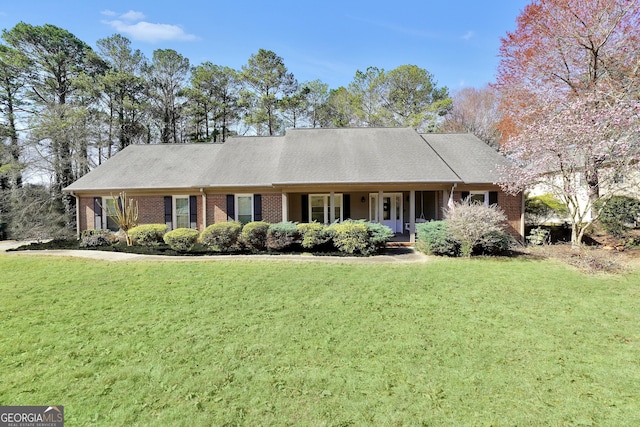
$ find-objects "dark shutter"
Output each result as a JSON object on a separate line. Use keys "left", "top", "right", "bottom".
{"left": 164, "top": 196, "right": 173, "bottom": 230}
{"left": 189, "top": 195, "right": 198, "bottom": 229}
{"left": 488, "top": 191, "right": 498, "bottom": 206}
{"left": 94, "top": 197, "right": 102, "bottom": 229}
{"left": 461, "top": 191, "right": 470, "bottom": 201}
{"left": 301, "top": 194, "right": 309, "bottom": 222}
{"left": 343, "top": 194, "right": 351, "bottom": 219}
{"left": 226, "top": 194, "right": 235, "bottom": 221}
{"left": 254, "top": 194, "right": 262, "bottom": 221}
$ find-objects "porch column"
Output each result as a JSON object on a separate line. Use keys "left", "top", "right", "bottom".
{"left": 329, "top": 191, "right": 335, "bottom": 223}
{"left": 378, "top": 190, "right": 384, "bottom": 225}
{"left": 201, "top": 190, "right": 207, "bottom": 229}
{"left": 409, "top": 190, "right": 416, "bottom": 243}
{"left": 281, "top": 192, "right": 288, "bottom": 222}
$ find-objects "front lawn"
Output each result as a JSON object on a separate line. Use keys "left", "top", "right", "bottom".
{"left": 1, "top": 255, "right": 639, "bottom": 425}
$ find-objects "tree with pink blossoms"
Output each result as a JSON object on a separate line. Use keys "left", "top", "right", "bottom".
{"left": 498, "top": 92, "right": 640, "bottom": 246}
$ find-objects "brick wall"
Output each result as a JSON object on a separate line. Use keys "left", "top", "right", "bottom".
{"left": 499, "top": 191, "right": 524, "bottom": 239}
{"left": 261, "top": 194, "right": 282, "bottom": 223}
{"left": 136, "top": 196, "right": 166, "bottom": 226}
{"left": 208, "top": 194, "right": 227, "bottom": 224}
{"left": 79, "top": 197, "right": 93, "bottom": 231}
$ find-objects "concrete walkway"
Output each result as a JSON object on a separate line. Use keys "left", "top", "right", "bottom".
{"left": 0, "top": 240, "right": 430, "bottom": 264}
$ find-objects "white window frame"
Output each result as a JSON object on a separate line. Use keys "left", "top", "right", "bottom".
{"left": 309, "top": 194, "right": 343, "bottom": 224}
{"left": 469, "top": 191, "right": 489, "bottom": 207}
{"left": 235, "top": 194, "right": 254, "bottom": 224}
{"left": 102, "top": 197, "right": 119, "bottom": 231}
{"left": 173, "top": 196, "right": 190, "bottom": 229}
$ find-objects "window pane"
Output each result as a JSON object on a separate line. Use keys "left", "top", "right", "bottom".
{"left": 237, "top": 196, "right": 252, "bottom": 225}
{"left": 470, "top": 193, "right": 485, "bottom": 205}
{"left": 333, "top": 195, "right": 342, "bottom": 222}
{"left": 105, "top": 199, "right": 119, "bottom": 231}
{"left": 310, "top": 195, "right": 325, "bottom": 223}
{"left": 175, "top": 197, "right": 189, "bottom": 228}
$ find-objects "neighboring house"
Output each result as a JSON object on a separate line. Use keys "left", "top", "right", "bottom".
{"left": 64, "top": 127, "right": 524, "bottom": 241}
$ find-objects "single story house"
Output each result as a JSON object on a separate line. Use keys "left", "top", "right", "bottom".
{"left": 64, "top": 127, "right": 524, "bottom": 242}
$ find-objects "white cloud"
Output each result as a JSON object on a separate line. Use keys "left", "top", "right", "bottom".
{"left": 100, "top": 9, "right": 117, "bottom": 17}
{"left": 461, "top": 31, "right": 476, "bottom": 41}
{"left": 120, "top": 10, "right": 146, "bottom": 22}
{"left": 102, "top": 10, "right": 198, "bottom": 43}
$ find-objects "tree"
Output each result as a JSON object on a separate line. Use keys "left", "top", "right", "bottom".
{"left": 187, "top": 62, "right": 240, "bottom": 142}
{"left": 495, "top": 0, "right": 640, "bottom": 246}
{"left": 325, "top": 87, "right": 354, "bottom": 127}
{"left": 144, "top": 49, "right": 190, "bottom": 143}
{"left": 349, "top": 66, "right": 387, "bottom": 127}
{"left": 442, "top": 86, "right": 502, "bottom": 147}
{"left": 241, "top": 49, "right": 297, "bottom": 136}
{"left": 382, "top": 64, "right": 451, "bottom": 132}
{"left": 2, "top": 23, "right": 100, "bottom": 229}
{"left": 498, "top": 92, "right": 640, "bottom": 246}
{"left": 96, "top": 34, "right": 147, "bottom": 156}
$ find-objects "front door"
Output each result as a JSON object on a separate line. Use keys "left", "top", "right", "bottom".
{"left": 369, "top": 193, "right": 403, "bottom": 233}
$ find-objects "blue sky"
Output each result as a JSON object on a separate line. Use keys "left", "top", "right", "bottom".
{"left": 0, "top": 1, "right": 530, "bottom": 92}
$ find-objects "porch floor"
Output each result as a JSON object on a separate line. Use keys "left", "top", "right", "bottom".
{"left": 387, "top": 233, "right": 414, "bottom": 247}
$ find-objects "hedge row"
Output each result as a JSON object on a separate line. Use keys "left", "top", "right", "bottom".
{"left": 83, "top": 220, "right": 394, "bottom": 255}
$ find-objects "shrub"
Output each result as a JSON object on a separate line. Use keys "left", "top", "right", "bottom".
{"left": 331, "top": 220, "right": 371, "bottom": 255}
{"left": 266, "top": 222, "right": 300, "bottom": 251}
{"left": 596, "top": 195, "right": 640, "bottom": 237}
{"left": 525, "top": 193, "right": 568, "bottom": 226}
{"left": 80, "top": 229, "right": 115, "bottom": 248}
{"left": 240, "top": 221, "right": 270, "bottom": 252}
{"left": 526, "top": 227, "right": 550, "bottom": 246}
{"left": 163, "top": 228, "right": 200, "bottom": 252}
{"left": 415, "top": 221, "right": 460, "bottom": 256}
{"left": 363, "top": 221, "right": 394, "bottom": 252}
{"left": 445, "top": 201, "right": 508, "bottom": 257}
{"left": 297, "top": 222, "right": 332, "bottom": 249}
{"left": 201, "top": 222, "right": 242, "bottom": 252}
{"left": 128, "top": 224, "right": 168, "bottom": 246}
{"left": 474, "top": 230, "right": 514, "bottom": 255}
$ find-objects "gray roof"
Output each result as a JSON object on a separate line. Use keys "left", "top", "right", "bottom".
{"left": 64, "top": 128, "right": 507, "bottom": 192}
{"left": 275, "top": 128, "right": 460, "bottom": 184}
{"left": 421, "top": 133, "right": 508, "bottom": 184}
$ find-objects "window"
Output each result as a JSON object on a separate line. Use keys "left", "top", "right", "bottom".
{"left": 102, "top": 197, "right": 119, "bottom": 231}
{"left": 236, "top": 194, "right": 253, "bottom": 225}
{"left": 469, "top": 191, "right": 489, "bottom": 206}
{"left": 174, "top": 196, "right": 190, "bottom": 229}
{"left": 309, "top": 194, "right": 342, "bottom": 224}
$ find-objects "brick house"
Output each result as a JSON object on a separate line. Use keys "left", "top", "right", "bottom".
{"left": 64, "top": 127, "right": 524, "bottom": 241}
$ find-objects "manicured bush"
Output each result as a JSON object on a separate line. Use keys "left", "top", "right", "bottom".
{"left": 128, "top": 224, "right": 168, "bottom": 246}
{"left": 331, "top": 220, "right": 371, "bottom": 255}
{"left": 240, "top": 221, "right": 270, "bottom": 252}
{"left": 163, "top": 228, "right": 200, "bottom": 252}
{"left": 415, "top": 221, "right": 460, "bottom": 256}
{"left": 79, "top": 229, "right": 115, "bottom": 248}
{"left": 474, "top": 230, "right": 514, "bottom": 255}
{"left": 297, "top": 222, "right": 332, "bottom": 249}
{"left": 363, "top": 221, "right": 394, "bottom": 252}
{"left": 266, "top": 222, "right": 300, "bottom": 251}
{"left": 201, "top": 222, "right": 242, "bottom": 252}
{"left": 596, "top": 195, "right": 640, "bottom": 237}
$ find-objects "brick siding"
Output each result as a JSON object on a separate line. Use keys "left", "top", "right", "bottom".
{"left": 261, "top": 194, "right": 282, "bottom": 223}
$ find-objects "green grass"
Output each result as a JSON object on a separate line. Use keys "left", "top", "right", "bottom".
{"left": 1, "top": 255, "right": 639, "bottom": 426}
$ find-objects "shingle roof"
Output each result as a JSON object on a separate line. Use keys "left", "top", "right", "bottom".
{"left": 64, "top": 128, "right": 507, "bottom": 192}
{"left": 421, "top": 133, "right": 508, "bottom": 184}
{"left": 274, "top": 128, "right": 461, "bottom": 184}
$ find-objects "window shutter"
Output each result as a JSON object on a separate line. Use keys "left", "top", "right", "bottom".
{"left": 489, "top": 191, "right": 498, "bottom": 206}
{"left": 189, "top": 195, "right": 198, "bottom": 229}
{"left": 343, "top": 194, "right": 351, "bottom": 219}
{"left": 226, "top": 194, "right": 235, "bottom": 221}
{"left": 254, "top": 194, "right": 262, "bottom": 221}
{"left": 461, "top": 191, "right": 470, "bottom": 201}
{"left": 164, "top": 196, "right": 173, "bottom": 230}
{"left": 94, "top": 197, "right": 102, "bottom": 229}
{"left": 301, "top": 195, "right": 309, "bottom": 222}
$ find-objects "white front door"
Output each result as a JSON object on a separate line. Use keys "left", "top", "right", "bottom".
{"left": 370, "top": 193, "right": 403, "bottom": 233}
